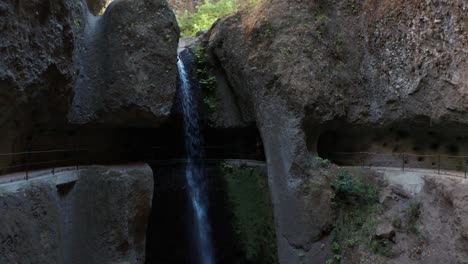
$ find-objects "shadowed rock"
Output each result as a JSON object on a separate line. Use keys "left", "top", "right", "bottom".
{"left": 0, "top": 164, "right": 154, "bottom": 264}
{"left": 69, "top": 0, "right": 180, "bottom": 127}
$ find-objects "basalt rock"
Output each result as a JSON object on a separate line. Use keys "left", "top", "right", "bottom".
{"left": 204, "top": 0, "right": 467, "bottom": 263}
{"left": 0, "top": 0, "right": 82, "bottom": 162}
{"left": 69, "top": 0, "right": 180, "bottom": 127}
{"left": 0, "top": 164, "right": 154, "bottom": 264}
{"left": 0, "top": 0, "right": 179, "bottom": 156}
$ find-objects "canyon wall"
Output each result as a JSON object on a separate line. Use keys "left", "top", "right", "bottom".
{"left": 202, "top": 0, "right": 467, "bottom": 262}
{"left": 0, "top": 1, "right": 177, "bottom": 262}
{"left": 0, "top": 0, "right": 180, "bottom": 173}
{"left": 0, "top": 164, "right": 154, "bottom": 264}
{"left": 69, "top": 0, "right": 180, "bottom": 127}
{"left": 0, "top": 0, "right": 82, "bottom": 162}
{"left": 0, "top": 0, "right": 180, "bottom": 158}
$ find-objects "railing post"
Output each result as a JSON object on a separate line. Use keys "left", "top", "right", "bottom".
{"left": 25, "top": 149, "right": 30, "bottom": 180}
{"left": 402, "top": 154, "right": 405, "bottom": 171}
{"left": 74, "top": 145, "right": 78, "bottom": 171}
{"left": 438, "top": 155, "right": 441, "bottom": 175}
{"left": 465, "top": 157, "right": 467, "bottom": 180}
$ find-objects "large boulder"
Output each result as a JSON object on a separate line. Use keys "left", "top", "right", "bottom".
{"left": 0, "top": 164, "right": 154, "bottom": 264}
{"left": 69, "top": 0, "right": 180, "bottom": 127}
{"left": 203, "top": 0, "right": 467, "bottom": 263}
{"left": 0, "top": 0, "right": 179, "bottom": 143}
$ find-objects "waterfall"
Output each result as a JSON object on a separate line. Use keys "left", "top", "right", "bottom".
{"left": 177, "top": 53, "right": 215, "bottom": 264}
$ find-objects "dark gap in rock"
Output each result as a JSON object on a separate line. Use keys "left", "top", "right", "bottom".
{"left": 56, "top": 181, "right": 75, "bottom": 197}
{"left": 313, "top": 121, "right": 468, "bottom": 169}
{"left": 38, "top": 0, "right": 50, "bottom": 24}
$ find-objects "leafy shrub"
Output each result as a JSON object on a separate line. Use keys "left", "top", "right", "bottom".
{"left": 193, "top": 47, "right": 218, "bottom": 117}
{"left": 316, "top": 156, "right": 331, "bottom": 167}
{"left": 177, "top": 0, "right": 266, "bottom": 36}
{"left": 331, "top": 242, "right": 341, "bottom": 253}
{"left": 329, "top": 169, "right": 383, "bottom": 261}
{"left": 331, "top": 169, "right": 379, "bottom": 207}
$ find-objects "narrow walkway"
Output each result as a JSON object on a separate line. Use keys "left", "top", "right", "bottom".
{"left": 0, "top": 159, "right": 266, "bottom": 186}
{"left": 0, "top": 166, "right": 82, "bottom": 185}
{"left": 365, "top": 166, "right": 467, "bottom": 180}
{"left": 356, "top": 166, "right": 468, "bottom": 196}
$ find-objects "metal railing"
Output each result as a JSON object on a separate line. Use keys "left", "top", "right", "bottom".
{"left": 323, "top": 151, "right": 468, "bottom": 179}
{"left": 0, "top": 146, "right": 265, "bottom": 181}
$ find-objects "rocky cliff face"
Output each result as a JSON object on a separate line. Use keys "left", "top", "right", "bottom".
{"left": 0, "top": 164, "right": 153, "bottom": 264}
{"left": 0, "top": 0, "right": 179, "bottom": 157}
{"left": 69, "top": 0, "right": 180, "bottom": 127}
{"left": 203, "top": 0, "right": 467, "bottom": 262}
{"left": 0, "top": 0, "right": 82, "bottom": 158}
{"left": 0, "top": 1, "right": 176, "bottom": 261}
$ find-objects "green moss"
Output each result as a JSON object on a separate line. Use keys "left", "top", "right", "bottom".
{"left": 330, "top": 168, "right": 384, "bottom": 260}
{"left": 221, "top": 163, "right": 278, "bottom": 263}
{"left": 192, "top": 47, "right": 219, "bottom": 119}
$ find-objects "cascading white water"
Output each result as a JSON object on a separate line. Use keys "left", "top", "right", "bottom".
{"left": 177, "top": 54, "right": 215, "bottom": 264}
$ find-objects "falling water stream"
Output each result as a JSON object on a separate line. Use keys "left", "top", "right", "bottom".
{"left": 177, "top": 54, "right": 215, "bottom": 264}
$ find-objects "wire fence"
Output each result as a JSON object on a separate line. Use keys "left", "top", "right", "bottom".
{"left": 0, "top": 146, "right": 265, "bottom": 181}
{"left": 323, "top": 151, "right": 468, "bottom": 179}
{"left": 2, "top": 147, "right": 467, "bottom": 182}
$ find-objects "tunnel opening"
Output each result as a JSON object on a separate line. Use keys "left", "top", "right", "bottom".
{"left": 315, "top": 121, "right": 468, "bottom": 170}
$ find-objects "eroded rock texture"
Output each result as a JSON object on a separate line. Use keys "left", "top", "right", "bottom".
{"left": 417, "top": 177, "right": 468, "bottom": 264}
{"left": 0, "top": 0, "right": 82, "bottom": 158}
{"left": 203, "top": 0, "right": 467, "bottom": 263}
{"left": 0, "top": 164, "right": 154, "bottom": 264}
{"left": 0, "top": 0, "right": 179, "bottom": 161}
{"left": 69, "top": 0, "right": 180, "bottom": 126}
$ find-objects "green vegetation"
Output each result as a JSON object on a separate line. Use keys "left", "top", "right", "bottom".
{"left": 86, "top": 0, "right": 109, "bottom": 16}
{"left": 177, "top": 0, "right": 265, "bottom": 36}
{"left": 331, "top": 169, "right": 380, "bottom": 207}
{"left": 350, "top": 0, "right": 358, "bottom": 14}
{"left": 404, "top": 200, "right": 421, "bottom": 234}
{"left": 193, "top": 47, "right": 218, "bottom": 119}
{"left": 221, "top": 163, "right": 278, "bottom": 263}
{"left": 328, "top": 168, "right": 384, "bottom": 263}
{"left": 316, "top": 156, "right": 331, "bottom": 167}
{"left": 74, "top": 18, "right": 81, "bottom": 28}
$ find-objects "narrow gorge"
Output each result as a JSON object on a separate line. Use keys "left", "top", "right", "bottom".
{"left": 0, "top": 0, "right": 467, "bottom": 264}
